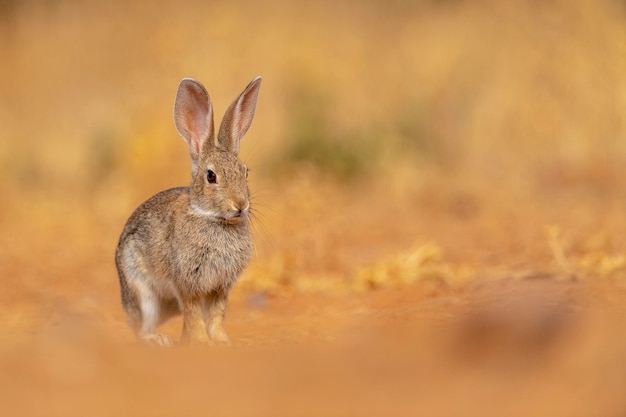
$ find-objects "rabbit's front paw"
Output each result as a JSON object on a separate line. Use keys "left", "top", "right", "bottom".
{"left": 139, "top": 333, "right": 174, "bottom": 347}
{"left": 180, "top": 327, "right": 212, "bottom": 345}
{"left": 208, "top": 325, "right": 232, "bottom": 347}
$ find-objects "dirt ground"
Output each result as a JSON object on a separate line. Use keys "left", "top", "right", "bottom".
{"left": 3, "top": 277, "right": 626, "bottom": 417}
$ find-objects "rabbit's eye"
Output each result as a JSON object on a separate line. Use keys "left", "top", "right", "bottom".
{"left": 207, "top": 170, "right": 217, "bottom": 184}
{"left": 245, "top": 167, "right": 249, "bottom": 178}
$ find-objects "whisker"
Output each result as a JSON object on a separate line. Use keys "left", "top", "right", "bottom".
{"left": 250, "top": 207, "right": 272, "bottom": 232}
{"left": 250, "top": 204, "right": 277, "bottom": 220}
{"left": 249, "top": 211, "right": 274, "bottom": 252}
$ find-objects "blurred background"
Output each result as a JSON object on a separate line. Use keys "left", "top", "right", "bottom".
{"left": 2, "top": 0, "right": 626, "bottom": 415}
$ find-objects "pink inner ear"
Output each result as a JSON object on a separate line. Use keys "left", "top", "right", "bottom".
{"left": 187, "top": 109, "right": 205, "bottom": 153}
{"left": 183, "top": 84, "right": 212, "bottom": 153}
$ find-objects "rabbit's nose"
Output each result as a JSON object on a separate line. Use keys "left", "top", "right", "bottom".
{"left": 232, "top": 197, "right": 249, "bottom": 212}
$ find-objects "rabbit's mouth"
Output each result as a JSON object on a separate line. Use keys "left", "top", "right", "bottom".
{"left": 221, "top": 212, "right": 248, "bottom": 225}
{"left": 189, "top": 203, "right": 246, "bottom": 224}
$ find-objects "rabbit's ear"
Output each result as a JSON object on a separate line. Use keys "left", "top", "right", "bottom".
{"left": 174, "top": 79, "right": 215, "bottom": 171}
{"left": 217, "top": 76, "right": 262, "bottom": 155}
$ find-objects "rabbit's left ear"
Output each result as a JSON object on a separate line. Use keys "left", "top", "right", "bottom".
{"left": 217, "top": 76, "right": 262, "bottom": 155}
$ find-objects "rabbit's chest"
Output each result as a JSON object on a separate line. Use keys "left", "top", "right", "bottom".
{"left": 174, "top": 224, "right": 253, "bottom": 291}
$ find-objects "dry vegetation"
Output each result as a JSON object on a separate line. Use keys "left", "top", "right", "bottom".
{"left": 2, "top": 0, "right": 626, "bottom": 415}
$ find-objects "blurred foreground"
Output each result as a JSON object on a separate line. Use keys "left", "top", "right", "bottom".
{"left": 2, "top": 0, "right": 626, "bottom": 415}
{"left": 2, "top": 279, "right": 626, "bottom": 417}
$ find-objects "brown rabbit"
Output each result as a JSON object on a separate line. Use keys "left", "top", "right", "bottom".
{"left": 115, "top": 77, "right": 262, "bottom": 346}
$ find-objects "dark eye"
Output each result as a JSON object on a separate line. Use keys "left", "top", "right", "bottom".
{"left": 245, "top": 167, "right": 249, "bottom": 178}
{"left": 207, "top": 169, "right": 217, "bottom": 184}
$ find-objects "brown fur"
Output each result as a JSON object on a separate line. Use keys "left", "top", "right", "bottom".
{"left": 115, "top": 77, "right": 262, "bottom": 346}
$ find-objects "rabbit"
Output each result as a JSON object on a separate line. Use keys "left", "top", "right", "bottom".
{"left": 115, "top": 76, "right": 262, "bottom": 346}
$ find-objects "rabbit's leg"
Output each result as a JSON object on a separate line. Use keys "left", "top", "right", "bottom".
{"left": 133, "top": 282, "right": 174, "bottom": 347}
{"left": 119, "top": 271, "right": 173, "bottom": 346}
{"left": 204, "top": 288, "right": 231, "bottom": 345}
{"left": 118, "top": 246, "right": 174, "bottom": 346}
{"left": 181, "top": 294, "right": 211, "bottom": 344}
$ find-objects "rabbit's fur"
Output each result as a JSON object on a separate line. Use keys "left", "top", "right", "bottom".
{"left": 115, "top": 77, "right": 262, "bottom": 346}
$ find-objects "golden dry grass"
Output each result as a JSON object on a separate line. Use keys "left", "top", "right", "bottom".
{"left": 2, "top": 0, "right": 626, "bottom": 415}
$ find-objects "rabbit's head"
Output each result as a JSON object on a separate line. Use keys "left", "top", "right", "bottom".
{"left": 173, "top": 77, "right": 262, "bottom": 224}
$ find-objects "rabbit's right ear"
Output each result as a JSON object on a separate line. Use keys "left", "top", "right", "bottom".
{"left": 174, "top": 79, "right": 215, "bottom": 173}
